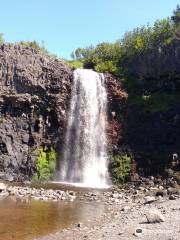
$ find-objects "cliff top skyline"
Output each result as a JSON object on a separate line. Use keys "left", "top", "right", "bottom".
{"left": 0, "top": 0, "right": 179, "bottom": 59}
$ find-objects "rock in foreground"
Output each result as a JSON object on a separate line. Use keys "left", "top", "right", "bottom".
{"left": 145, "top": 209, "right": 165, "bottom": 223}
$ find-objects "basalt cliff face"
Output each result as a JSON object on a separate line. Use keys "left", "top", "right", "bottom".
{"left": 0, "top": 44, "right": 127, "bottom": 181}
{"left": 0, "top": 44, "right": 73, "bottom": 181}
{"left": 0, "top": 44, "right": 179, "bottom": 183}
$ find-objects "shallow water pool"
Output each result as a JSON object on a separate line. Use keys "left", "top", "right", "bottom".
{"left": 0, "top": 196, "right": 105, "bottom": 240}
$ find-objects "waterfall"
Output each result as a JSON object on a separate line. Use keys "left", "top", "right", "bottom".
{"left": 58, "top": 69, "right": 110, "bottom": 188}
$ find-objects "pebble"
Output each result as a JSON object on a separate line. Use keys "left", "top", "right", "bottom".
{"left": 121, "top": 206, "right": 131, "bottom": 211}
{"left": 134, "top": 227, "right": 143, "bottom": 237}
{"left": 77, "top": 223, "right": 82, "bottom": 228}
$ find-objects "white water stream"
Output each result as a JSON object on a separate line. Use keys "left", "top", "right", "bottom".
{"left": 58, "top": 69, "right": 110, "bottom": 188}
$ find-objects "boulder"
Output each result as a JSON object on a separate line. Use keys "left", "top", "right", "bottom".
{"left": 0, "top": 182, "right": 6, "bottom": 191}
{"left": 144, "top": 196, "right": 156, "bottom": 204}
{"left": 145, "top": 209, "right": 165, "bottom": 223}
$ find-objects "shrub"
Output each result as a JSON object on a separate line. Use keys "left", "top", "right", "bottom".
{"left": 33, "top": 147, "right": 57, "bottom": 181}
{"left": 66, "top": 60, "right": 83, "bottom": 69}
{"left": 95, "top": 60, "right": 119, "bottom": 75}
{"left": 18, "top": 41, "right": 48, "bottom": 54}
{"left": 110, "top": 154, "right": 132, "bottom": 184}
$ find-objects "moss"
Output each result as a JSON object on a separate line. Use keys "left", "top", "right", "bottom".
{"left": 33, "top": 147, "right": 57, "bottom": 182}
{"left": 110, "top": 154, "right": 132, "bottom": 184}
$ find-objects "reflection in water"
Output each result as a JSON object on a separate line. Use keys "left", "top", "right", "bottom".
{"left": 0, "top": 196, "right": 105, "bottom": 240}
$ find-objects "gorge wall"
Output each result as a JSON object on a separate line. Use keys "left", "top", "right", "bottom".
{"left": 0, "top": 43, "right": 179, "bottom": 183}
{"left": 0, "top": 44, "right": 73, "bottom": 181}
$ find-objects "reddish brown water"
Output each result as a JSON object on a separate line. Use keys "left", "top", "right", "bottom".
{"left": 0, "top": 196, "right": 105, "bottom": 240}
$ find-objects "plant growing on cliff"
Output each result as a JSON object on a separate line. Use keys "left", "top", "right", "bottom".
{"left": 0, "top": 33, "right": 4, "bottom": 44}
{"left": 18, "top": 41, "right": 48, "bottom": 54}
{"left": 110, "top": 154, "right": 132, "bottom": 184}
{"left": 33, "top": 147, "right": 57, "bottom": 181}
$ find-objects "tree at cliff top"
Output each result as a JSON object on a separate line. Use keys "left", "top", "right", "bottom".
{"left": 70, "top": 6, "right": 178, "bottom": 79}
{"left": 70, "top": 42, "right": 122, "bottom": 75}
{"left": 69, "top": 6, "right": 180, "bottom": 114}
{"left": 171, "top": 5, "right": 180, "bottom": 39}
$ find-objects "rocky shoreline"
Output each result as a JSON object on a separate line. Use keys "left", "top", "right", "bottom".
{"left": 1, "top": 177, "right": 180, "bottom": 240}
{"left": 35, "top": 180, "right": 180, "bottom": 240}
{"left": 0, "top": 182, "right": 76, "bottom": 201}
{"left": 0, "top": 175, "right": 180, "bottom": 203}
{"left": 40, "top": 198, "right": 179, "bottom": 240}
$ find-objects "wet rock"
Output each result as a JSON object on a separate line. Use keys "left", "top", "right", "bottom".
{"left": 145, "top": 209, "right": 165, "bottom": 223}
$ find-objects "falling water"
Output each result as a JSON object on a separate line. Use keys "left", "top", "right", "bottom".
{"left": 59, "top": 69, "right": 109, "bottom": 188}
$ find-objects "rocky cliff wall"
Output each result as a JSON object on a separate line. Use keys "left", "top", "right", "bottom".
{"left": 0, "top": 44, "right": 73, "bottom": 181}
{"left": 123, "top": 106, "right": 180, "bottom": 180}
{"left": 1, "top": 44, "right": 178, "bottom": 183}
{"left": 0, "top": 44, "right": 127, "bottom": 182}
{"left": 122, "top": 40, "right": 180, "bottom": 83}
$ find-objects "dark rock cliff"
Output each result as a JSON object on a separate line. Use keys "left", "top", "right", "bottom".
{"left": 122, "top": 40, "right": 180, "bottom": 83}
{"left": 0, "top": 43, "right": 179, "bottom": 183}
{"left": 123, "top": 107, "right": 180, "bottom": 179}
{"left": 0, "top": 44, "right": 73, "bottom": 181}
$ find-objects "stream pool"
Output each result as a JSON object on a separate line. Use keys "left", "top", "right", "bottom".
{"left": 0, "top": 195, "right": 105, "bottom": 240}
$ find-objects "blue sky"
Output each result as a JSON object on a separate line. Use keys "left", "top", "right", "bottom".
{"left": 0, "top": 0, "right": 179, "bottom": 59}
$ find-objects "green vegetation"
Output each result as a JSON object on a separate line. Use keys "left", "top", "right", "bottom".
{"left": 0, "top": 33, "right": 4, "bottom": 44}
{"left": 110, "top": 154, "right": 132, "bottom": 184}
{"left": 33, "top": 147, "right": 57, "bottom": 181}
{"left": 68, "top": 5, "right": 180, "bottom": 114}
{"left": 171, "top": 5, "right": 180, "bottom": 38}
{"left": 66, "top": 60, "right": 83, "bottom": 69}
{"left": 18, "top": 41, "right": 49, "bottom": 54}
{"left": 69, "top": 7, "right": 178, "bottom": 76}
{"left": 70, "top": 42, "right": 122, "bottom": 75}
{"left": 128, "top": 92, "right": 180, "bottom": 113}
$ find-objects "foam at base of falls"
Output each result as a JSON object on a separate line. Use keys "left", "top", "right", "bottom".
{"left": 58, "top": 69, "right": 110, "bottom": 188}
{"left": 52, "top": 181, "right": 111, "bottom": 189}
